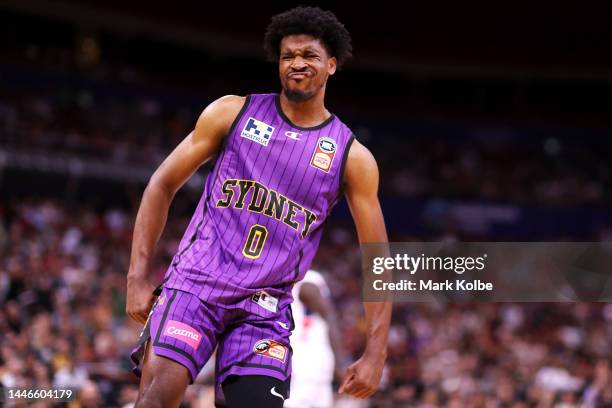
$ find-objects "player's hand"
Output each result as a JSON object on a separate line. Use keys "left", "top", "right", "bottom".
{"left": 126, "top": 276, "right": 156, "bottom": 324}
{"left": 338, "top": 351, "right": 385, "bottom": 399}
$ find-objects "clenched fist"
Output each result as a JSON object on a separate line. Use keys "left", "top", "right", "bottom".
{"left": 339, "top": 351, "right": 385, "bottom": 399}
{"left": 126, "top": 276, "right": 156, "bottom": 324}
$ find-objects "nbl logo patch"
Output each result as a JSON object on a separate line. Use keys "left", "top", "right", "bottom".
{"left": 253, "top": 339, "right": 287, "bottom": 362}
{"left": 241, "top": 117, "right": 275, "bottom": 146}
{"left": 310, "top": 137, "right": 337, "bottom": 172}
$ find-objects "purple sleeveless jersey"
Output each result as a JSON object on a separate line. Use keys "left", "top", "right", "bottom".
{"left": 163, "top": 93, "right": 354, "bottom": 314}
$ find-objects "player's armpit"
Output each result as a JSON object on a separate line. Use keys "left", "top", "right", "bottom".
{"left": 150, "top": 95, "right": 246, "bottom": 197}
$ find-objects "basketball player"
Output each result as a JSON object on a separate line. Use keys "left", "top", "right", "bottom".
{"left": 126, "top": 6, "right": 391, "bottom": 408}
{"left": 285, "top": 269, "right": 343, "bottom": 408}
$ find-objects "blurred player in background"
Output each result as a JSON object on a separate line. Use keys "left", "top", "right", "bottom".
{"left": 285, "top": 269, "right": 344, "bottom": 408}
{"left": 125, "top": 6, "right": 390, "bottom": 408}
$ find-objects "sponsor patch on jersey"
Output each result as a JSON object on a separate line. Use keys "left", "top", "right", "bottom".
{"left": 163, "top": 320, "right": 202, "bottom": 350}
{"left": 241, "top": 117, "right": 275, "bottom": 146}
{"left": 310, "top": 136, "right": 337, "bottom": 172}
{"left": 284, "top": 131, "right": 301, "bottom": 140}
{"left": 253, "top": 339, "right": 287, "bottom": 362}
{"left": 252, "top": 290, "right": 278, "bottom": 313}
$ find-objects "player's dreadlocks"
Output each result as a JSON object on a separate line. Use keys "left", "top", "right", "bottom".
{"left": 264, "top": 6, "right": 353, "bottom": 69}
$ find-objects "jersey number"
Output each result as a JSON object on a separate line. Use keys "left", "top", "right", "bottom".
{"left": 243, "top": 224, "right": 268, "bottom": 259}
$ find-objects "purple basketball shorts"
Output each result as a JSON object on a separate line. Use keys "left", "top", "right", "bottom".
{"left": 130, "top": 287, "right": 293, "bottom": 391}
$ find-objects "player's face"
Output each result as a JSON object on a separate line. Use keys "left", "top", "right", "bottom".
{"left": 279, "top": 34, "right": 337, "bottom": 102}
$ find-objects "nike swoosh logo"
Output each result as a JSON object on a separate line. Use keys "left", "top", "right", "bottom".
{"left": 270, "top": 386, "right": 285, "bottom": 401}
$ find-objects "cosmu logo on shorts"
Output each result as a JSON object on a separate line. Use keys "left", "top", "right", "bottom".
{"left": 310, "top": 136, "right": 337, "bottom": 172}
{"left": 241, "top": 117, "right": 275, "bottom": 146}
{"left": 163, "top": 320, "right": 202, "bottom": 350}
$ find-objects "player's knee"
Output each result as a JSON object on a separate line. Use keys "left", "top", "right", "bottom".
{"left": 135, "top": 387, "right": 165, "bottom": 408}
{"left": 135, "top": 395, "right": 162, "bottom": 408}
{"left": 135, "top": 378, "right": 178, "bottom": 408}
{"left": 223, "top": 375, "right": 289, "bottom": 408}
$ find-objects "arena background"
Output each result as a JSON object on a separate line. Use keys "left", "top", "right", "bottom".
{"left": 1, "top": 1, "right": 612, "bottom": 406}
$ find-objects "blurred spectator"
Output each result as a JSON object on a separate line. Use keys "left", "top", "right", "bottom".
{"left": 1, "top": 199, "right": 612, "bottom": 406}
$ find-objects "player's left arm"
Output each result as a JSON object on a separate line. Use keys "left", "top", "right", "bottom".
{"left": 338, "top": 139, "right": 391, "bottom": 399}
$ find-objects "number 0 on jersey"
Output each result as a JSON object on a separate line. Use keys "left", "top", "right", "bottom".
{"left": 243, "top": 224, "right": 268, "bottom": 259}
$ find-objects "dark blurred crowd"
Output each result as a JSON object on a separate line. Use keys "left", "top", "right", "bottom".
{"left": 2, "top": 88, "right": 611, "bottom": 207}
{"left": 0, "top": 88, "right": 193, "bottom": 166}
{"left": 2, "top": 199, "right": 612, "bottom": 407}
{"left": 4, "top": 32, "right": 612, "bottom": 208}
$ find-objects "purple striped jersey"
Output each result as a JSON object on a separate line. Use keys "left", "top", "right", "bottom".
{"left": 162, "top": 93, "right": 354, "bottom": 315}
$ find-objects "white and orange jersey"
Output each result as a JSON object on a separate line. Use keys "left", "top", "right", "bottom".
{"left": 287, "top": 270, "right": 335, "bottom": 408}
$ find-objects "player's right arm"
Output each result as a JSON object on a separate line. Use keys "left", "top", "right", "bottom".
{"left": 126, "top": 95, "right": 246, "bottom": 324}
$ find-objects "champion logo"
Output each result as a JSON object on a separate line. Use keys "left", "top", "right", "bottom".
{"left": 284, "top": 131, "right": 301, "bottom": 140}
{"left": 163, "top": 320, "right": 202, "bottom": 350}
